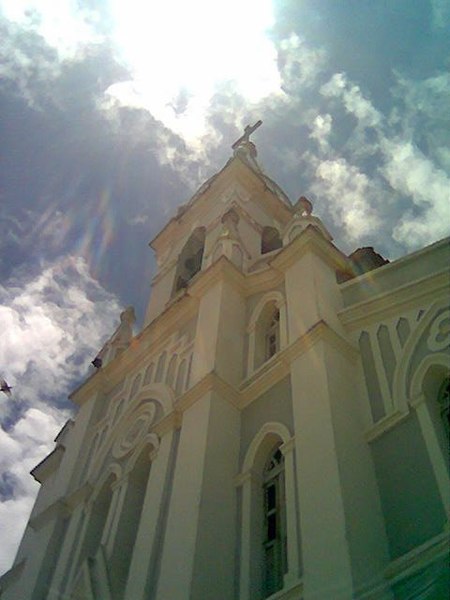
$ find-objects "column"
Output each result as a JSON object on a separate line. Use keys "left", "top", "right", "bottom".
{"left": 48, "top": 505, "right": 84, "bottom": 598}
{"left": 280, "top": 437, "right": 300, "bottom": 587}
{"left": 103, "top": 476, "right": 129, "bottom": 557}
{"left": 124, "top": 430, "right": 175, "bottom": 600}
{"left": 237, "top": 469, "right": 261, "bottom": 600}
{"left": 155, "top": 391, "right": 240, "bottom": 600}
{"left": 291, "top": 347, "right": 354, "bottom": 600}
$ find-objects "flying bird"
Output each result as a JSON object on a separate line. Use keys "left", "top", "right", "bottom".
{"left": 0, "top": 378, "right": 12, "bottom": 397}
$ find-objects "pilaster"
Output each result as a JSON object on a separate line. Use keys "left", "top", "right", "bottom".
{"left": 124, "top": 430, "right": 176, "bottom": 600}
{"left": 291, "top": 344, "right": 354, "bottom": 599}
{"left": 48, "top": 503, "right": 85, "bottom": 597}
{"left": 190, "top": 270, "right": 246, "bottom": 387}
{"left": 155, "top": 390, "right": 240, "bottom": 600}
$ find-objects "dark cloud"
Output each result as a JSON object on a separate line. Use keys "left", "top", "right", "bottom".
{"left": 0, "top": 27, "right": 196, "bottom": 321}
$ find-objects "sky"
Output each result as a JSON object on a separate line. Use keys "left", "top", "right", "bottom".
{"left": 0, "top": 0, "right": 449, "bottom": 575}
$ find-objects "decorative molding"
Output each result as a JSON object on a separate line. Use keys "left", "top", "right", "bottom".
{"left": 365, "top": 408, "right": 410, "bottom": 442}
{"left": 242, "top": 422, "right": 292, "bottom": 473}
{"left": 112, "top": 406, "right": 157, "bottom": 459}
{"left": 280, "top": 437, "right": 295, "bottom": 455}
{"left": 234, "top": 468, "right": 261, "bottom": 487}
{"left": 392, "top": 299, "right": 450, "bottom": 411}
{"left": 241, "top": 320, "right": 357, "bottom": 405}
{"left": 71, "top": 296, "right": 198, "bottom": 406}
{"left": 247, "top": 290, "right": 286, "bottom": 332}
{"left": 271, "top": 225, "right": 348, "bottom": 273}
{"left": 241, "top": 354, "right": 291, "bottom": 406}
{"left": 30, "top": 445, "right": 65, "bottom": 483}
{"left": 384, "top": 530, "right": 450, "bottom": 585}
{"left": 0, "top": 559, "right": 26, "bottom": 592}
{"left": 175, "top": 371, "right": 241, "bottom": 413}
{"left": 29, "top": 498, "right": 68, "bottom": 531}
{"left": 64, "top": 481, "right": 93, "bottom": 511}
{"left": 151, "top": 409, "right": 182, "bottom": 436}
{"left": 410, "top": 352, "right": 450, "bottom": 405}
{"left": 263, "top": 580, "right": 303, "bottom": 600}
{"left": 339, "top": 270, "right": 449, "bottom": 331}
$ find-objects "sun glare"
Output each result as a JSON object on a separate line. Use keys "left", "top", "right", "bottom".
{"left": 1, "top": 0, "right": 281, "bottom": 143}
{"left": 108, "top": 0, "right": 281, "bottom": 141}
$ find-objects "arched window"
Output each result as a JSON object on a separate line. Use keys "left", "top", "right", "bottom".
{"left": 262, "top": 445, "right": 287, "bottom": 597}
{"left": 165, "top": 355, "right": 177, "bottom": 387}
{"left": 261, "top": 227, "right": 282, "bottom": 255}
{"left": 144, "top": 363, "right": 154, "bottom": 385}
{"left": 110, "top": 449, "right": 152, "bottom": 599}
{"left": 129, "top": 374, "right": 142, "bottom": 399}
{"left": 237, "top": 424, "right": 300, "bottom": 598}
{"left": 173, "top": 227, "right": 206, "bottom": 294}
{"left": 437, "top": 377, "right": 450, "bottom": 438}
{"left": 77, "top": 474, "right": 115, "bottom": 569}
{"left": 255, "top": 303, "right": 281, "bottom": 369}
{"left": 175, "top": 359, "right": 187, "bottom": 395}
{"left": 247, "top": 293, "right": 287, "bottom": 375}
{"left": 155, "top": 351, "right": 167, "bottom": 383}
{"left": 266, "top": 310, "right": 280, "bottom": 361}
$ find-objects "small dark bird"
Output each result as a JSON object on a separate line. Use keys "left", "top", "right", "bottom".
{"left": 0, "top": 378, "right": 12, "bottom": 397}
{"left": 91, "top": 357, "right": 103, "bottom": 369}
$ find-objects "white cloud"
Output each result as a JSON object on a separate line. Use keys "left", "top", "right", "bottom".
{"left": 278, "top": 33, "right": 326, "bottom": 92}
{"left": 311, "top": 157, "right": 382, "bottom": 240}
{"left": 309, "top": 113, "right": 333, "bottom": 152}
{"left": 104, "top": 0, "right": 281, "bottom": 145}
{"left": 0, "top": 408, "right": 63, "bottom": 575}
{"left": 382, "top": 140, "right": 450, "bottom": 247}
{"left": 431, "top": 0, "right": 450, "bottom": 29}
{"left": 321, "top": 73, "right": 381, "bottom": 128}
{"left": 0, "top": 0, "right": 102, "bottom": 60}
{"left": 0, "top": 256, "right": 121, "bottom": 575}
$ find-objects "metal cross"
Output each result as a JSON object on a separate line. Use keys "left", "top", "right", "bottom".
{"left": 232, "top": 120, "right": 263, "bottom": 149}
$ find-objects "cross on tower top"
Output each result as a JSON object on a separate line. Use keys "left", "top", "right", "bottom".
{"left": 232, "top": 120, "right": 263, "bottom": 149}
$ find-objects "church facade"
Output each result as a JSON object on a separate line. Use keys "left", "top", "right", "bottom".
{"left": 1, "top": 137, "right": 449, "bottom": 600}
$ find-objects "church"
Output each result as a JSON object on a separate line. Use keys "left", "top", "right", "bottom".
{"left": 1, "top": 130, "right": 449, "bottom": 600}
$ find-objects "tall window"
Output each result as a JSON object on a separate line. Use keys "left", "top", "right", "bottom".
{"left": 265, "top": 310, "right": 280, "bottom": 361}
{"left": 437, "top": 377, "right": 450, "bottom": 437}
{"left": 261, "top": 227, "right": 282, "bottom": 255}
{"left": 173, "top": 227, "right": 206, "bottom": 294}
{"left": 262, "top": 445, "right": 287, "bottom": 597}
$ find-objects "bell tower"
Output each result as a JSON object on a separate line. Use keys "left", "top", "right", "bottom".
{"left": 5, "top": 126, "right": 447, "bottom": 600}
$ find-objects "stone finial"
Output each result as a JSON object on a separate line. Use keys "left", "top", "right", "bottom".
{"left": 91, "top": 306, "right": 136, "bottom": 370}
{"left": 219, "top": 208, "right": 240, "bottom": 240}
{"left": 295, "top": 196, "right": 313, "bottom": 216}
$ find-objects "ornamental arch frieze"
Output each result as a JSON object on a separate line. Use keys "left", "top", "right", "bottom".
{"left": 87, "top": 385, "right": 174, "bottom": 483}
{"left": 393, "top": 299, "right": 450, "bottom": 410}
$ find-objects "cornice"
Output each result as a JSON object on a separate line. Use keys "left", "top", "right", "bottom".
{"left": 150, "top": 158, "right": 292, "bottom": 252}
{"left": 165, "top": 323, "right": 356, "bottom": 416}
{"left": 31, "top": 446, "right": 65, "bottom": 483}
{"left": 364, "top": 408, "right": 410, "bottom": 443}
{"left": 385, "top": 530, "right": 449, "bottom": 584}
{"left": 151, "top": 410, "right": 182, "bottom": 436}
{"left": 0, "top": 559, "right": 25, "bottom": 591}
{"left": 271, "top": 225, "right": 349, "bottom": 273}
{"left": 65, "top": 482, "right": 93, "bottom": 511}
{"left": 175, "top": 371, "right": 241, "bottom": 413}
{"left": 188, "top": 256, "right": 247, "bottom": 297}
{"left": 240, "top": 320, "right": 358, "bottom": 405}
{"left": 29, "top": 498, "right": 68, "bottom": 531}
{"left": 339, "top": 269, "right": 449, "bottom": 331}
{"left": 71, "top": 294, "right": 198, "bottom": 405}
